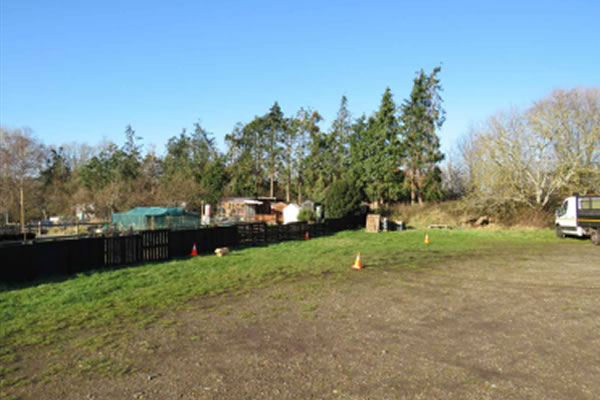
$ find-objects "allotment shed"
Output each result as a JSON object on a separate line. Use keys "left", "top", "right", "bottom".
{"left": 111, "top": 207, "right": 201, "bottom": 231}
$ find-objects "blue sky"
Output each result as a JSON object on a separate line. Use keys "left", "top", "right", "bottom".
{"left": 1, "top": 0, "right": 598, "bottom": 156}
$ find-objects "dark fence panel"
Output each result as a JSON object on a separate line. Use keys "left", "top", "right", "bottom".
{"left": 0, "top": 236, "right": 105, "bottom": 282}
{"left": 1, "top": 214, "right": 366, "bottom": 283}
{"left": 237, "top": 223, "right": 266, "bottom": 245}
{"left": 168, "top": 229, "right": 194, "bottom": 258}
{"left": 285, "top": 222, "right": 305, "bottom": 241}
{"left": 142, "top": 230, "right": 169, "bottom": 262}
{"left": 169, "top": 226, "right": 238, "bottom": 258}
{"left": 265, "top": 224, "right": 283, "bottom": 243}
{"left": 104, "top": 230, "right": 170, "bottom": 266}
{"left": 104, "top": 235, "right": 142, "bottom": 267}
{"left": 0, "top": 241, "right": 40, "bottom": 282}
{"left": 307, "top": 221, "right": 326, "bottom": 238}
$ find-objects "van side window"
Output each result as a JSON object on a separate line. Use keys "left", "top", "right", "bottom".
{"left": 559, "top": 201, "right": 568, "bottom": 217}
{"left": 579, "top": 199, "right": 591, "bottom": 209}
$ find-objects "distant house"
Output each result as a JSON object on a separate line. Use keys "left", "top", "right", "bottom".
{"left": 216, "top": 198, "right": 288, "bottom": 224}
{"left": 283, "top": 203, "right": 301, "bottom": 224}
{"left": 270, "top": 202, "right": 288, "bottom": 224}
{"left": 216, "top": 198, "right": 267, "bottom": 223}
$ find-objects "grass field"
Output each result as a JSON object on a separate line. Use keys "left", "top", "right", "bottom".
{"left": 2, "top": 227, "right": 573, "bottom": 399}
{"left": 1, "top": 228, "right": 557, "bottom": 352}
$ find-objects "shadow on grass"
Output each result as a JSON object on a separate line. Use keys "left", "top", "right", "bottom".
{"left": 0, "top": 258, "right": 169, "bottom": 294}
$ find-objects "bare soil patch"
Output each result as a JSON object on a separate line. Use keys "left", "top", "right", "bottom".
{"left": 6, "top": 242, "right": 600, "bottom": 400}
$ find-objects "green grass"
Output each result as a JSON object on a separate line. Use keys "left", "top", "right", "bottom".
{"left": 300, "top": 304, "right": 319, "bottom": 313}
{"left": 0, "top": 228, "right": 559, "bottom": 353}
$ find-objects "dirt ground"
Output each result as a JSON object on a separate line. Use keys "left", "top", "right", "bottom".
{"left": 8, "top": 241, "right": 600, "bottom": 400}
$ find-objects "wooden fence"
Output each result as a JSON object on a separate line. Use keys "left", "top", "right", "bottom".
{"left": 0, "top": 214, "right": 365, "bottom": 283}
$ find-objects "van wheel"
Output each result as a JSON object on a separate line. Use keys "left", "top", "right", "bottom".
{"left": 556, "top": 226, "right": 565, "bottom": 238}
{"left": 591, "top": 230, "right": 600, "bottom": 246}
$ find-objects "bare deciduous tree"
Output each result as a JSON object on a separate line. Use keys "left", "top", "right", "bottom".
{"left": 459, "top": 88, "right": 600, "bottom": 208}
{"left": 528, "top": 88, "right": 600, "bottom": 195}
{"left": 0, "top": 127, "right": 45, "bottom": 234}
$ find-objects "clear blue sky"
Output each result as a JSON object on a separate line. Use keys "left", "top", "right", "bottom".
{"left": 1, "top": 0, "right": 598, "bottom": 156}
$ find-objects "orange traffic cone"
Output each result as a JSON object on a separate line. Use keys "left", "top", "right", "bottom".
{"left": 424, "top": 234, "right": 430, "bottom": 244}
{"left": 190, "top": 243, "right": 198, "bottom": 256}
{"left": 305, "top": 231, "right": 309, "bottom": 240}
{"left": 352, "top": 252, "right": 363, "bottom": 270}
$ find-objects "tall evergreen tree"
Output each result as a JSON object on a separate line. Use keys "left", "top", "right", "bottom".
{"left": 283, "top": 114, "right": 300, "bottom": 202}
{"left": 352, "top": 88, "right": 403, "bottom": 207}
{"left": 302, "top": 111, "right": 328, "bottom": 202}
{"left": 264, "top": 102, "right": 285, "bottom": 198}
{"left": 290, "top": 108, "right": 315, "bottom": 203}
{"left": 326, "top": 95, "right": 352, "bottom": 179}
{"left": 400, "top": 67, "right": 446, "bottom": 205}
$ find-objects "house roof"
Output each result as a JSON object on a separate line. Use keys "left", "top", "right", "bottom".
{"left": 220, "top": 197, "right": 264, "bottom": 205}
{"left": 271, "top": 202, "right": 288, "bottom": 213}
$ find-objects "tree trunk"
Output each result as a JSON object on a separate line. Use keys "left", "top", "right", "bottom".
{"left": 20, "top": 184, "right": 25, "bottom": 240}
{"left": 410, "top": 169, "right": 417, "bottom": 205}
{"left": 285, "top": 172, "right": 290, "bottom": 202}
{"left": 416, "top": 169, "right": 424, "bottom": 206}
{"left": 270, "top": 171, "right": 274, "bottom": 198}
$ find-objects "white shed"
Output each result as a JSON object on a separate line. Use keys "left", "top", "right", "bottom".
{"left": 283, "top": 203, "right": 301, "bottom": 224}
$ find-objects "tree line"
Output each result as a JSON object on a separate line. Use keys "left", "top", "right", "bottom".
{"left": 1, "top": 67, "right": 446, "bottom": 223}
{"left": 1, "top": 68, "right": 598, "bottom": 227}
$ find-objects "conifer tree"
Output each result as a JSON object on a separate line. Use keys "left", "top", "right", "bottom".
{"left": 327, "top": 95, "right": 352, "bottom": 178}
{"left": 400, "top": 67, "right": 446, "bottom": 205}
{"left": 265, "top": 102, "right": 285, "bottom": 198}
{"left": 353, "top": 88, "right": 403, "bottom": 207}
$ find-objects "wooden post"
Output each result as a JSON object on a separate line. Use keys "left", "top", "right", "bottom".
{"left": 366, "top": 214, "right": 381, "bottom": 233}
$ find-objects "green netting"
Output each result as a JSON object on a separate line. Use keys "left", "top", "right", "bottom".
{"left": 111, "top": 207, "right": 202, "bottom": 231}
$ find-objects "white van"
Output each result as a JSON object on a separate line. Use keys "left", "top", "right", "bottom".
{"left": 555, "top": 195, "right": 600, "bottom": 245}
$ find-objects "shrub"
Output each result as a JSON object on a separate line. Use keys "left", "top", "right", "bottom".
{"left": 297, "top": 208, "right": 316, "bottom": 222}
{"left": 325, "top": 179, "right": 362, "bottom": 218}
